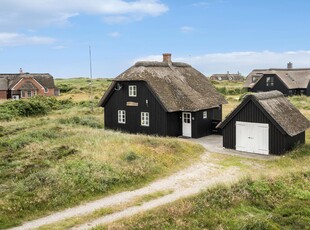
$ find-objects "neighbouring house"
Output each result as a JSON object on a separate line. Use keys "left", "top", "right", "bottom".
{"left": 217, "top": 91, "right": 310, "bottom": 155}
{"left": 0, "top": 70, "right": 59, "bottom": 100}
{"left": 210, "top": 72, "right": 244, "bottom": 81}
{"left": 244, "top": 62, "right": 310, "bottom": 96}
{"left": 99, "top": 53, "right": 227, "bottom": 138}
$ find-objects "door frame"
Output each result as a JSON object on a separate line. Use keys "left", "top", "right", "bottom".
{"left": 182, "top": 112, "right": 192, "bottom": 137}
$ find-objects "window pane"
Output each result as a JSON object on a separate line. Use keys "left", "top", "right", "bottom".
{"left": 118, "top": 110, "right": 126, "bottom": 124}
{"left": 203, "top": 111, "right": 207, "bottom": 119}
{"left": 141, "top": 112, "right": 149, "bottom": 126}
{"left": 129, "top": 85, "right": 137, "bottom": 97}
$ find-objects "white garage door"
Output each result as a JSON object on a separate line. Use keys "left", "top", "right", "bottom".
{"left": 236, "top": 121, "right": 269, "bottom": 155}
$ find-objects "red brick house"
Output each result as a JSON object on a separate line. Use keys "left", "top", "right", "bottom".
{"left": 0, "top": 72, "right": 59, "bottom": 100}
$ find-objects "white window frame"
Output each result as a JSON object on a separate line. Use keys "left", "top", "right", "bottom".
{"left": 118, "top": 110, "right": 126, "bottom": 124}
{"left": 141, "top": 112, "right": 149, "bottom": 127}
{"left": 44, "top": 87, "right": 49, "bottom": 93}
{"left": 21, "top": 91, "right": 25, "bottom": 98}
{"left": 266, "top": 76, "right": 274, "bottom": 87}
{"left": 203, "top": 111, "right": 208, "bottom": 119}
{"left": 129, "top": 85, "right": 137, "bottom": 97}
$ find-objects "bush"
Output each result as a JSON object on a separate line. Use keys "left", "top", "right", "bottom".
{"left": 0, "top": 96, "right": 74, "bottom": 121}
{"left": 56, "top": 84, "right": 75, "bottom": 93}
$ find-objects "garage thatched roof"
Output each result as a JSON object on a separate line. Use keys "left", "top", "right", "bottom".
{"left": 100, "top": 56, "right": 227, "bottom": 112}
{"left": 218, "top": 90, "right": 310, "bottom": 136}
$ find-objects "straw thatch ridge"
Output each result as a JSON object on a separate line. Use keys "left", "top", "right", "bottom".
{"left": 218, "top": 90, "right": 310, "bottom": 136}
{"left": 135, "top": 61, "right": 191, "bottom": 68}
{"left": 100, "top": 61, "right": 227, "bottom": 112}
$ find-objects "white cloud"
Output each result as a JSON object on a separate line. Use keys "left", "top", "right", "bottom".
{"left": 108, "top": 32, "right": 121, "bottom": 38}
{"left": 0, "top": 0, "right": 168, "bottom": 29}
{"left": 0, "top": 33, "right": 56, "bottom": 46}
{"left": 103, "top": 16, "right": 131, "bottom": 24}
{"left": 180, "top": 26, "right": 195, "bottom": 33}
{"left": 134, "top": 51, "right": 310, "bottom": 76}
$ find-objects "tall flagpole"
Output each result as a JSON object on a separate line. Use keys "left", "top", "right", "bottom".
{"left": 89, "top": 46, "right": 94, "bottom": 112}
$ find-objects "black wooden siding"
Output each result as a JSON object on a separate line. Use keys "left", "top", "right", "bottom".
{"left": 192, "top": 107, "right": 222, "bottom": 138}
{"left": 222, "top": 100, "right": 305, "bottom": 155}
{"left": 250, "top": 74, "right": 289, "bottom": 95}
{"left": 104, "top": 81, "right": 168, "bottom": 136}
{"left": 166, "top": 112, "right": 182, "bottom": 136}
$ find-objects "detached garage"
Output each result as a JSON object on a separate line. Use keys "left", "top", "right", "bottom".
{"left": 217, "top": 91, "right": 310, "bottom": 155}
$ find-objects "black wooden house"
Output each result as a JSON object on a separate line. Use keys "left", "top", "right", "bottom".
{"left": 244, "top": 63, "right": 310, "bottom": 96}
{"left": 99, "top": 54, "right": 227, "bottom": 138}
{"left": 217, "top": 91, "right": 310, "bottom": 155}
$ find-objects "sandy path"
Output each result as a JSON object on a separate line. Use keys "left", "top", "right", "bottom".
{"left": 9, "top": 153, "right": 242, "bottom": 230}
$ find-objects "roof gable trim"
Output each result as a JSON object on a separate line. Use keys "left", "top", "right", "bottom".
{"left": 11, "top": 77, "right": 45, "bottom": 90}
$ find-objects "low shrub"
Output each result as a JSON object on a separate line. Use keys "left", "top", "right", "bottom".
{"left": 0, "top": 96, "right": 74, "bottom": 121}
{"left": 56, "top": 83, "right": 75, "bottom": 93}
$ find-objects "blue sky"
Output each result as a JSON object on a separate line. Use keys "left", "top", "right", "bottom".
{"left": 1, "top": 0, "right": 310, "bottom": 78}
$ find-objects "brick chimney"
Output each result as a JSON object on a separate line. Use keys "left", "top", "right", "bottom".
{"left": 287, "top": 62, "right": 293, "bottom": 69}
{"left": 163, "top": 53, "right": 172, "bottom": 63}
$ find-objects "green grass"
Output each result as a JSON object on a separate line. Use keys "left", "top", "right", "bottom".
{"left": 105, "top": 171, "right": 310, "bottom": 230}
{"left": 55, "top": 77, "right": 112, "bottom": 102}
{"left": 0, "top": 104, "right": 204, "bottom": 229}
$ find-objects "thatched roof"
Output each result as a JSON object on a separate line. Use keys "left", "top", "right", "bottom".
{"left": 100, "top": 60, "right": 227, "bottom": 112}
{"left": 218, "top": 90, "right": 310, "bottom": 136}
{"left": 210, "top": 73, "right": 244, "bottom": 81}
{"left": 0, "top": 73, "right": 55, "bottom": 90}
{"left": 244, "top": 68, "right": 310, "bottom": 89}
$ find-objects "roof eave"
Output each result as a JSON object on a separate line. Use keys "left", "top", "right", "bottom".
{"left": 98, "top": 81, "right": 116, "bottom": 107}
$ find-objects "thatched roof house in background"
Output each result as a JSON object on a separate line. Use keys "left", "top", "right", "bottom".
{"left": 217, "top": 90, "right": 310, "bottom": 155}
{"left": 0, "top": 71, "right": 59, "bottom": 100}
{"left": 100, "top": 53, "right": 227, "bottom": 138}
{"left": 210, "top": 72, "right": 244, "bottom": 81}
{"left": 244, "top": 62, "right": 310, "bottom": 96}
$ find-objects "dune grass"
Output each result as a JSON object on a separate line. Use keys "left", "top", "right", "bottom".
{"left": 0, "top": 105, "right": 204, "bottom": 229}
{"left": 105, "top": 170, "right": 309, "bottom": 230}
{"left": 55, "top": 77, "right": 112, "bottom": 102}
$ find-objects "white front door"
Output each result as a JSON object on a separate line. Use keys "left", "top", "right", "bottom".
{"left": 182, "top": 112, "right": 192, "bottom": 137}
{"left": 236, "top": 121, "right": 269, "bottom": 155}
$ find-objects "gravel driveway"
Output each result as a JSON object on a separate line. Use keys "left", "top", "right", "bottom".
{"left": 9, "top": 135, "right": 268, "bottom": 230}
